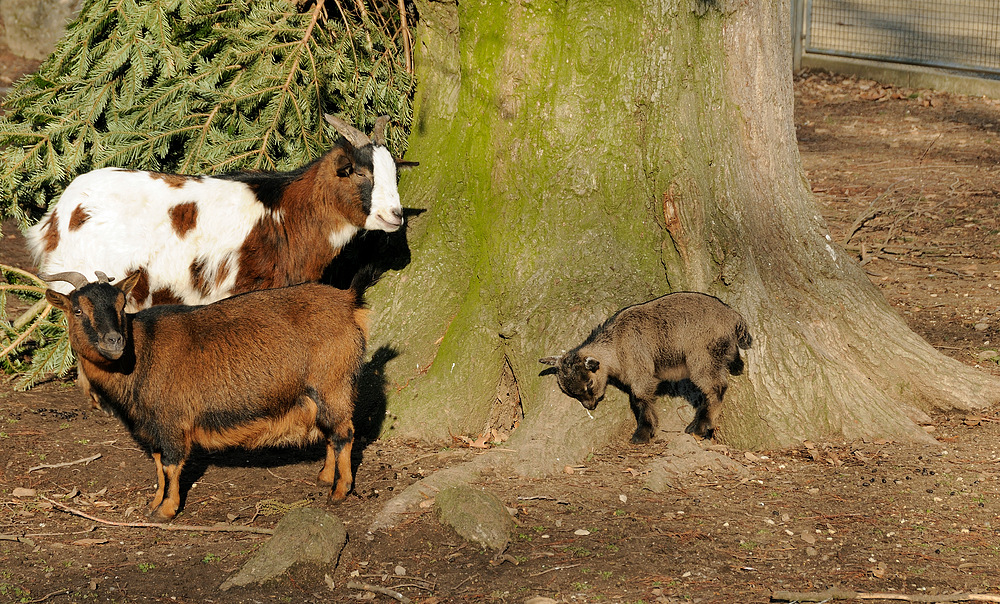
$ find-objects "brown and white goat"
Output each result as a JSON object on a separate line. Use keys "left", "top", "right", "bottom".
{"left": 28, "top": 115, "right": 410, "bottom": 309}
{"left": 540, "top": 292, "right": 752, "bottom": 443}
{"left": 44, "top": 271, "right": 369, "bottom": 522}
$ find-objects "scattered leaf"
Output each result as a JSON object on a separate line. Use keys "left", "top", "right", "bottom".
{"left": 73, "top": 538, "right": 109, "bottom": 546}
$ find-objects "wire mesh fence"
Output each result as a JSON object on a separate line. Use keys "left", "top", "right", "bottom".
{"left": 803, "top": 0, "right": 1000, "bottom": 76}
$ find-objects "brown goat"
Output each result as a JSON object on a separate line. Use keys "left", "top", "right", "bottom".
{"left": 540, "top": 292, "right": 752, "bottom": 443}
{"left": 44, "top": 271, "right": 369, "bottom": 522}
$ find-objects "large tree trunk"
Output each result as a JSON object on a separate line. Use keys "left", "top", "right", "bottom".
{"left": 365, "top": 0, "right": 999, "bottom": 474}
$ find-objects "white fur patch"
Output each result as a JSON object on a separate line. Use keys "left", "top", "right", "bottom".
{"left": 28, "top": 168, "right": 268, "bottom": 305}
{"left": 365, "top": 146, "right": 403, "bottom": 232}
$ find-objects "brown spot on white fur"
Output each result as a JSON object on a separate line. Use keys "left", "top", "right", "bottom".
{"left": 190, "top": 259, "right": 210, "bottom": 299}
{"left": 214, "top": 256, "right": 232, "bottom": 290}
{"left": 150, "top": 172, "right": 194, "bottom": 188}
{"left": 151, "top": 288, "right": 183, "bottom": 305}
{"left": 68, "top": 206, "right": 90, "bottom": 231}
{"left": 42, "top": 209, "right": 59, "bottom": 253}
{"left": 168, "top": 202, "right": 198, "bottom": 238}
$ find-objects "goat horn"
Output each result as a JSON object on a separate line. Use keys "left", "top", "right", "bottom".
{"left": 39, "top": 271, "right": 90, "bottom": 290}
{"left": 371, "top": 115, "right": 390, "bottom": 146}
{"left": 94, "top": 271, "right": 115, "bottom": 284}
{"left": 324, "top": 114, "right": 372, "bottom": 148}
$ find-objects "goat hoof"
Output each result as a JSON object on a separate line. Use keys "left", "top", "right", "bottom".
{"left": 685, "top": 425, "right": 714, "bottom": 440}
{"left": 327, "top": 492, "right": 348, "bottom": 505}
{"left": 685, "top": 421, "right": 713, "bottom": 439}
{"left": 148, "top": 509, "right": 174, "bottom": 524}
{"left": 630, "top": 432, "right": 653, "bottom": 444}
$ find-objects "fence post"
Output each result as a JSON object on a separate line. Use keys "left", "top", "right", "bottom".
{"left": 790, "top": 0, "right": 805, "bottom": 71}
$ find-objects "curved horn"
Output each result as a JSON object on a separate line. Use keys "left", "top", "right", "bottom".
{"left": 324, "top": 114, "right": 371, "bottom": 148}
{"left": 94, "top": 271, "right": 115, "bottom": 284}
{"left": 39, "top": 271, "right": 90, "bottom": 290}
{"left": 371, "top": 115, "right": 390, "bottom": 146}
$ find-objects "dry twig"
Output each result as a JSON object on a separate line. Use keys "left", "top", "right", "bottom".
{"left": 528, "top": 563, "right": 581, "bottom": 577}
{"left": 347, "top": 581, "right": 411, "bottom": 603}
{"left": 28, "top": 453, "right": 102, "bottom": 473}
{"left": 24, "top": 589, "right": 72, "bottom": 604}
{"left": 772, "top": 588, "right": 1000, "bottom": 602}
{"left": 42, "top": 497, "right": 274, "bottom": 534}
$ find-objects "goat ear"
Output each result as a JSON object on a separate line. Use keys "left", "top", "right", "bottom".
{"left": 334, "top": 152, "right": 354, "bottom": 177}
{"left": 45, "top": 289, "right": 72, "bottom": 313}
{"left": 584, "top": 357, "right": 600, "bottom": 372}
{"left": 372, "top": 115, "right": 389, "bottom": 146}
{"left": 117, "top": 272, "right": 143, "bottom": 297}
{"left": 539, "top": 356, "right": 560, "bottom": 366}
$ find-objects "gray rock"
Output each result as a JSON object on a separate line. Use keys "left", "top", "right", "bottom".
{"left": 1, "top": 0, "right": 83, "bottom": 61}
{"left": 436, "top": 484, "right": 513, "bottom": 551}
{"left": 220, "top": 508, "right": 347, "bottom": 591}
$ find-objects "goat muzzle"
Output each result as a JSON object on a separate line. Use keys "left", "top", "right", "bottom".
{"left": 99, "top": 332, "right": 126, "bottom": 360}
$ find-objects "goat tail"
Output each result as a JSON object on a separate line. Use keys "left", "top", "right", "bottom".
{"left": 735, "top": 318, "right": 753, "bottom": 350}
{"left": 349, "top": 266, "right": 380, "bottom": 342}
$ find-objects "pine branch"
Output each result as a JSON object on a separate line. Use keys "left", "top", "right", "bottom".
{"left": 0, "top": 0, "right": 416, "bottom": 389}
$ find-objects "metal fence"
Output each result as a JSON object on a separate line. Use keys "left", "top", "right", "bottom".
{"left": 795, "top": 0, "right": 1000, "bottom": 77}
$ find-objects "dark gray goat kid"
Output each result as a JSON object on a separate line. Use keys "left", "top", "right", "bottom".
{"left": 540, "top": 292, "right": 752, "bottom": 443}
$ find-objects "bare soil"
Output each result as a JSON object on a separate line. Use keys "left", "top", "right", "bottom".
{"left": 2, "top": 36, "right": 1000, "bottom": 604}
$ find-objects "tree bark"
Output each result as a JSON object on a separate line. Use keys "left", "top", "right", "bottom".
{"left": 365, "top": 0, "right": 999, "bottom": 473}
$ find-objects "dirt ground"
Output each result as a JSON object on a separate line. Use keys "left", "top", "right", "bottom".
{"left": 2, "top": 35, "right": 1000, "bottom": 604}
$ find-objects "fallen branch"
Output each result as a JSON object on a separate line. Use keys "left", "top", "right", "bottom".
{"left": 875, "top": 254, "right": 968, "bottom": 277}
{"left": 528, "top": 563, "right": 581, "bottom": 577}
{"left": 0, "top": 304, "right": 50, "bottom": 358}
{"left": 771, "top": 588, "right": 1000, "bottom": 602}
{"left": 11, "top": 298, "right": 50, "bottom": 330}
{"left": 42, "top": 497, "right": 274, "bottom": 535}
{"left": 0, "top": 534, "right": 37, "bottom": 547}
{"left": 29, "top": 453, "right": 102, "bottom": 473}
{"left": 842, "top": 178, "right": 908, "bottom": 246}
{"left": 347, "top": 581, "right": 411, "bottom": 603}
{"left": 25, "top": 589, "right": 72, "bottom": 604}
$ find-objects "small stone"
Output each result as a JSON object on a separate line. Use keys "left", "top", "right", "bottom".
{"left": 977, "top": 350, "right": 999, "bottom": 361}
{"left": 574, "top": 529, "right": 590, "bottom": 536}
{"left": 394, "top": 565, "right": 406, "bottom": 576}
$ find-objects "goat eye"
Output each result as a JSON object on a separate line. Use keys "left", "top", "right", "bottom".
{"left": 73, "top": 308, "right": 82, "bottom": 316}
